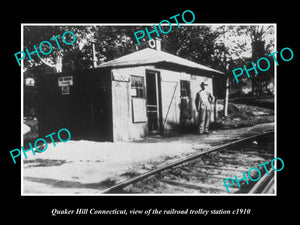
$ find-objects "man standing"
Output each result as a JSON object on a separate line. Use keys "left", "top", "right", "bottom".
{"left": 195, "top": 81, "right": 214, "bottom": 134}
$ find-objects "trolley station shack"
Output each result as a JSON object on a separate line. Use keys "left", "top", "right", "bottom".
{"left": 37, "top": 42, "right": 224, "bottom": 142}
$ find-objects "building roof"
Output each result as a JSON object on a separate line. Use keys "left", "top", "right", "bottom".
{"left": 97, "top": 48, "right": 224, "bottom": 75}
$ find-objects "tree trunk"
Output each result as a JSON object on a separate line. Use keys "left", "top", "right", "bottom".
{"left": 56, "top": 54, "right": 63, "bottom": 72}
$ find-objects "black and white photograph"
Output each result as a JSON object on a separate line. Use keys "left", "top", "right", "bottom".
{"left": 21, "top": 24, "right": 276, "bottom": 195}
{"left": 4, "top": 4, "right": 296, "bottom": 220}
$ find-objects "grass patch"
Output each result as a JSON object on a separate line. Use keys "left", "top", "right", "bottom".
{"left": 214, "top": 102, "right": 274, "bottom": 129}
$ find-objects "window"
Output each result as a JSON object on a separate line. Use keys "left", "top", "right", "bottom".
{"left": 180, "top": 80, "right": 190, "bottom": 97}
{"left": 131, "top": 75, "right": 145, "bottom": 98}
{"left": 180, "top": 80, "right": 192, "bottom": 120}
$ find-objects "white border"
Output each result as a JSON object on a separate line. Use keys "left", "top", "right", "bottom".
{"left": 21, "top": 26, "right": 24, "bottom": 195}
{"left": 21, "top": 23, "right": 277, "bottom": 196}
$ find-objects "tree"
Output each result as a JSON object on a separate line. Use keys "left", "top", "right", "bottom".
{"left": 236, "top": 25, "right": 275, "bottom": 95}
{"left": 23, "top": 25, "right": 151, "bottom": 74}
{"left": 23, "top": 26, "right": 100, "bottom": 73}
{"left": 212, "top": 25, "right": 275, "bottom": 97}
{"left": 93, "top": 26, "right": 148, "bottom": 62}
{"left": 162, "top": 26, "right": 219, "bottom": 66}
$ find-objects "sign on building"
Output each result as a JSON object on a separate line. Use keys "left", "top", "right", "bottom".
{"left": 58, "top": 76, "right": 73, "bottom": 87}
{"left": 58, "top": 76, "right": 73, "bottom": 95}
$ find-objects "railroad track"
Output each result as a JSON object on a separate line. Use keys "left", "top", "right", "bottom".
{"left": 102, "top": 131, "right": 275, "bottom": 194}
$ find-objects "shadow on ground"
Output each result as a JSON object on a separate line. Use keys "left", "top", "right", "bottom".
{"left": 24, "top": 176, "right": 117, "bottom": 190}
{"left": 23, "top": 159, "right": 70, "bottom": 167}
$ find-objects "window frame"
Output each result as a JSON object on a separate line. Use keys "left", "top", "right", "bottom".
{"left": 131, "top": 75, "right": 145, "bottom": 99}
{"left": 180, "top": 80, "right": 191, "bottom": 98}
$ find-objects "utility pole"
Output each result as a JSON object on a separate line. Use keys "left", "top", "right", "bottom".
{"left": 91, "top": 39, "right": 97, "bottom": 68}
{"left": 223, "top": 67, "right": 229, "bottom": 117}
{"left": 223, "top": 26, "right": 229, "bottom": 117}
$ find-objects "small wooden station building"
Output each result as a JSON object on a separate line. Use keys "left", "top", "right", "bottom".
{"left": 37, "top": 42, "right": 224, "bottom": 142}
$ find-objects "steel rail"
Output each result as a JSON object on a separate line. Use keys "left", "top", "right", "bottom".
{"left": 248, "top": 167, "right": 275, "bottom": 194}
{"left": 102, "top": 130, "right": 274, "bottom": 194}
{"left": 261, "top": 176, "right": 275, "bottom": 194}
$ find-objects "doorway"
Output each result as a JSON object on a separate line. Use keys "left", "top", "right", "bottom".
{"left": 146, "top": 70, "right": 163, "bottom": 134}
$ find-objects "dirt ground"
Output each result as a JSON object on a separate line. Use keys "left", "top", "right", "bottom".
{"left": 22, "top": 122, "right": 274, "bottom": 195}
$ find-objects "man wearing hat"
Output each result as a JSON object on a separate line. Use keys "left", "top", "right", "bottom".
{"left": 195, "top": 81, "right": 214, "bottom": 134}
